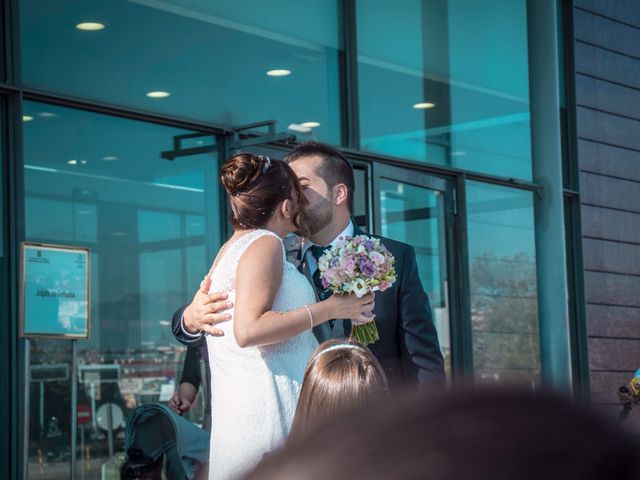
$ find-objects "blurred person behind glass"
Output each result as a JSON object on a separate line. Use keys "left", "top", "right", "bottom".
{"left": 169, "top": 346, "right": 211, "bottom": 431}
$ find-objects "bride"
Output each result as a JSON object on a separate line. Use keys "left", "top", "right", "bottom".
{"left": 206, "top": 153, "right": 374, "bottom": 479}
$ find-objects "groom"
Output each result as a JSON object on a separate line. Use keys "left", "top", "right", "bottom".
{"left": 172, "top": 142, "right": 445, "bottom": 387}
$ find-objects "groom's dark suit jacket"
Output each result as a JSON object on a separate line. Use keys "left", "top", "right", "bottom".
{"left": 171, "top": 225, "right": 445, "bottom": 388}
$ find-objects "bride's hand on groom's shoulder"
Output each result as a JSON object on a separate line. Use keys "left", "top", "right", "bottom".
{"left": 183, "top": 275, "right": 234, "bottom": 336}
{"left": 323, "top": 292, "right": 375, "bottom": 325}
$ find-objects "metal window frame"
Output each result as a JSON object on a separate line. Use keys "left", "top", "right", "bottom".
{"left": 340, "top": 0, "right": 360, "bottom": 149}
{"left": 3, "top": 0, "right": 27, "bottom": 477}
{"left": 560, "top": 0, "right": 591, "bottom": 399}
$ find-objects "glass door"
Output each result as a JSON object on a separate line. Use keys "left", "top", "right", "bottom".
{"left": 372, "top": 163, "right": 456, "bottom": 379}
{"left": 22, "top": 102, "right": 225, "bottom": 478}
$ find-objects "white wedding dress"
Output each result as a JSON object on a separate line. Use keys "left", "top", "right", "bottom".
{"left": 206, "top": 229, "right": 319, "bottom": 480}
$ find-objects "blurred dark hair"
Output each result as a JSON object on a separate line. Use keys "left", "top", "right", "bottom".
{"left": 247, "top": 388, "right": 640, "bottom": 480}
{"left": 289, "top": 339, "right": 388, "bottom": 442}
{"left": 284, "top": 142, "right": 355, "bottom": 212}
{"left": 221, "top": 153, "right": 307, "bottom": 234}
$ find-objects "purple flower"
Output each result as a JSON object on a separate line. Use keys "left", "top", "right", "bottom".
{"left": 364, "top": 240, "right": 375, "bottom": 251}
{"left": 359, "top": 259, "right": 376, "bottom": 277}
{"left": 321, "top": 277, "right": 330, "bottom": 289}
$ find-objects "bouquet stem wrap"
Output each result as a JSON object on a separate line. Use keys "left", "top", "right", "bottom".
{"left": 352, "top": 314, "right": 380, "bottom": 345}
{"left": 317, "top": 235, "right": 396, "bottom": 346}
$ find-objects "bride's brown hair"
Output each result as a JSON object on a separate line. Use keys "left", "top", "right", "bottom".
{"left": 220, "top": 153, "right": 307, "bottom": 233}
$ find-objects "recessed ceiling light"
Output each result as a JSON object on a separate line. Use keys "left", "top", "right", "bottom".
{"left": 80, "top": 160, "right": 87, "bottom": 165}
{"left": 77, "top": 210, "right": 91, "bottom": 215}
{"left": 23, "top": 115, "right": 34, "bottom": 122}
{"left": 112, "top": 232, "right": 126, "bottom": 236}
{"left": 146, "top": 91, "right": 170, "bottom": 98}
{"left": 450, "top": 151, "right": 466, "bottom": 156}
{"left": 76, "top": 22, "right": 105, "bottom": 31}
{"left": 68, "top": 159, "right": 77, "bottom": 165}
{"left": 267, "top": 69, "right": 291, "bottom": 77}
{"left": 102, "top": 156, "right": 119, "bottom": 161}
{"left": 37, "top": 112, "right": 58, "bottom": 118}
{"left": 288, "top": 123, "right": 312, "bottom": 134}
{"left": 413, "top": 102, "right": 436, "bottom": 109}
{"left": 300, "top": 122, "right": 321, "bottom": 128}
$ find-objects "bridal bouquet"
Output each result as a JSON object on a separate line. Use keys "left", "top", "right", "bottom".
{"left": 317, "top": 235, "right": 396, "bottom": 345}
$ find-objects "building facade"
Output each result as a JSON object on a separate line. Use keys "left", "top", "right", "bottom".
{"left": 571, "top": 0, "right": 640, "bottom": 434}
{"left": 0, "top": 0, "right": 637, "bottom": 478}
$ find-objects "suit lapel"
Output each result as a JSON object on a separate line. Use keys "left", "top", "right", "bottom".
{"left": 352, "top": 222, "right": 367, "bottom": 237}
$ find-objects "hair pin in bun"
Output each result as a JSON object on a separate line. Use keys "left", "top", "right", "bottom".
{"left": 257, "top": 154, "right": 271, "bottom": 174}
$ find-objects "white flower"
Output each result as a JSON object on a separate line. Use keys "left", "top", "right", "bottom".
{"left": 352, "top": 278, "right": 368, "bottom": 298}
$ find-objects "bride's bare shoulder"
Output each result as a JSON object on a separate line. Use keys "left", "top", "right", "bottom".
{"left": 239, "top": 234, "right": 283, "bottom": 266}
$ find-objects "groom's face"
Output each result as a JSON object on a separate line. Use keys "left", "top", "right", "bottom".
{"left": 289, "top": 155, "right": 334, "bottom": 237}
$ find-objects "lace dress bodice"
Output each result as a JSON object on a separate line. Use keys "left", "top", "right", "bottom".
{"left": 206, "top": 229, "right": 318, "bottom": 480}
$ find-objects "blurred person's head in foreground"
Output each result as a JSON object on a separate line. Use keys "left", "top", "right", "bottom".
{"left": 289, "top": 339, "right": 388, "bottom": 441}
{"left": 248, "top": 387, "right": 640, "bottom": 480}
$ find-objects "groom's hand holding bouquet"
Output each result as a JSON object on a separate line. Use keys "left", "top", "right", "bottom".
{"left": 317, "top": 235, "right": 396, "bottom": 345}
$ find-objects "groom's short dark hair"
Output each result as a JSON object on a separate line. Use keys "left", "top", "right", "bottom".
{"left": 285, "top": 141, "right": 355, "bottom": 212}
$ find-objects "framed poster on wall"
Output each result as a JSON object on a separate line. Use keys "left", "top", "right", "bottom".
{"left": 21, "top": 242, "right": 90, "bottom": 338}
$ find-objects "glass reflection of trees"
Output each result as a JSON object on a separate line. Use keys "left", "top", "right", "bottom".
{"left": 471, "top": 252, "right": 540, "bottom": 386}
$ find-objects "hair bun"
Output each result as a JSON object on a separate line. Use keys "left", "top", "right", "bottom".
{"left": 220, "top": 154, "right": 263, "bottom": 195}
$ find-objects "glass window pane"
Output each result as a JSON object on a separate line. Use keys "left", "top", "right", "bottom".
{"left": 21, "top": 0, "right": 342, "bottom": 143}
{"left": 353, "top": 167, "right": 369, "bottom": 231}
{"left": 23, "top": 101, "right": 221, "bottom": 476}
{"left": 137, "top": 210, "right": 181, "bottom": 243}
{"left": 379, "top": 178, "right": 451, "bottom": 377}
{"left": 357, "top": 0, "right": 532, "bottom": 180}
{"left": 466, "top": 181, "right": 540, "bottom": 386}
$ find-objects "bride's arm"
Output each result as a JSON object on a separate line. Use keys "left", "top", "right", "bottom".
{"left": 233, "top": 236, "right": 373, "bottom": 348}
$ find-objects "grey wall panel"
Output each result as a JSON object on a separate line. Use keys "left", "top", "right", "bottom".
{"left": 585, "top": 271, "right": 640, "bottom": 307}
{"left": 587, "top": 304, "right": 640, "bottom": 338}
{"left": 588, "top": 337, "right": 640, "bottom": 370}
{"left": 590, "top": 370, "right": 637, "bottom": 403}
{"left": 576, "top": 75, "right": 640, "bottom": 119}
{"left": 577, "top": 107, "right": 640, "bottom": 151}
{"left": 581, "top": 205, "right": 640, "bottom": 243}
{"left": 583, "top": 238, "right": 640, "bottom": 274}
{"left": 580, "top": 171, "right": 640, "bottom": 213}
{"left": 574, "top": 9, "right": 640, "bottom": 58}
{"left": 575, "top": 42, "right": 640, "bottom": 89}
{"left": 578, "top": 140, "right": 640, "bottom": 182}
{"left": 575, "top": 0, "right": 640, "bottom": 28}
